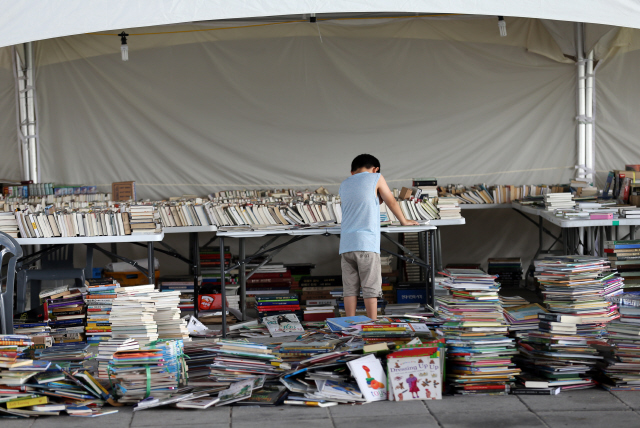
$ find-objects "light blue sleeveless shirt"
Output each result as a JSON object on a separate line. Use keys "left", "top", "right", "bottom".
{"left": 339, "top": 172, "right": 381, "bottom": 254}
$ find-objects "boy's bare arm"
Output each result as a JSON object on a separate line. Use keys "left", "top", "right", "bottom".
{"left": 377, "top": 175, "right": 419, "bottom": 226}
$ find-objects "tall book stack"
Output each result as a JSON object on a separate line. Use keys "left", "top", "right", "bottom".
{"left": 84, "top": 279, "right": 119, "bottom": 347}
{"left": 200, "top": 246, "right": 237, "bottom": 294}
{"left": 160, "top": 276, "right": 195, "bottom": 311}
{"left": 436, "top": 268, "right": 520, "bottom": 395}
{"left": 514, "top": 256, "right": 621, "bottom": 391}
{"left": 127, "top": 205, "right": 161, "bottom": 234}
{"left": 487, "top": 258, "right": 523, "bottom": 288}
{"left": 46, "top": 288, "right": 86, "bottom": 345}
{"left": 148, "top": 290, "right": 190, "bottom": 341}
{"left": 543, "top": 193, "right": 575, "bottom": 211}
{"left": 0, "top": 211, "right": 19, "bottom": 238}
{"left": 246, "top": 265, "right": 293, "bottom": 300}
{"left": 109, "top": 284, "right": 158, "bottom": 346}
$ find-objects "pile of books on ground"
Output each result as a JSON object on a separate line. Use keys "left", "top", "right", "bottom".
{"left": 84, "top": 278, "right": 118, "bottom": 346}
{"left": 246, "top": 263, "right": 293, "bottom": 300}
{"left": 436, "top": 268, "right": 520, "bottom": 395}
{"left": 256, "top": 295, "right": 302, "bottom": 322}
{"left": 513, "top": 256, "right": 620, "bottom": 393}
{"left": 109, "top": 284, "right": 159, "bottom": 346}
{"left": 488, "top": 258, "right": 522, "bottom": 288}
{"left": 606, "top": 239, "right": 640, "bottom": 294}
{"left": 44, "top": 286, "right": 86, "bottom": 345}
{"left": 598, "top": 305, "right": 640, "bottom": 390}
{"left": 299, "top": 275, "right": 341, "bottom": 305}
{"left": 502, "top": 303, "right": 548, "bottom": 334}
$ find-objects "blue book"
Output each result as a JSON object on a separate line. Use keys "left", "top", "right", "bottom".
{"left": 326, "top": 316, "right": 372, "bottom": 332}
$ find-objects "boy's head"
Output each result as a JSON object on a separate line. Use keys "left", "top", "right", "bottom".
{"left": 351, "top": 154, "right": 380, "bottom": 174}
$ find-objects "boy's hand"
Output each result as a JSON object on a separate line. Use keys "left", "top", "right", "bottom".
{"left": 400, "top": 219, "right": 420, "bottom": 226}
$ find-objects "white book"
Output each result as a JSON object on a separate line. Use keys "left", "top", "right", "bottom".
{"left": 346, "top": 354, "right": 387, "bottom": 401}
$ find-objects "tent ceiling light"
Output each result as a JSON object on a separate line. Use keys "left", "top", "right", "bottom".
{"left": 119, "top": 31, "right": 129, "bottom": 61}
{"left": 498, "top": 16, "right": 507, "bottom": 37}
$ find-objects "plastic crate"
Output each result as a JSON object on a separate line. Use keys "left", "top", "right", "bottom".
{"left": 104, "top": 270, "right": 160, "bottom": 286}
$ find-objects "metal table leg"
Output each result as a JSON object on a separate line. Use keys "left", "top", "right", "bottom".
{"left": 192, "top": 232, "right": 200, "bottom": 319}
{"left": 147, "top": 242, "right": 155, "bottom": 285}
{"left": 631, "top": 226, "right": 636, "bottom": 241}
{"left": 239, "top": 238, "right": 246, "bottom": 321}
{"left": 220, "top": 236, "right": 227, "bottom": 337}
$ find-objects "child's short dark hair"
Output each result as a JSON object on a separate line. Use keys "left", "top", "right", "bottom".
{"left": 351, "top": 154, "right": 381, "bottom": 172}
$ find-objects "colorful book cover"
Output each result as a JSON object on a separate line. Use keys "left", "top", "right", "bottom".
{"left": 215, "top": 379, "right": 254, "bottom": 406}
{"left": 263, "top": 314, "right": 304, "bottom": 337}
{"left": 346, "top": 354, "right": 387, "bottom": 401}
{"left": 326, "top": 316, "right": 372, "bottom": 332}
{"left": 387, "top": 348, "right": 442, "bottom": 401}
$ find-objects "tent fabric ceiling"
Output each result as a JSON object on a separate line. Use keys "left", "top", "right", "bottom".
{"left": 35, "top": 17, "right": 571, "bottom": 66}
{"left": 2, "top": 0, "right": 640, "bottom": 49}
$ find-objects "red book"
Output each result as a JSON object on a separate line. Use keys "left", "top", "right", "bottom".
{"left": 257, "top": 305, "right": 301, "bottom": 312}
{"left": 247, "top": 277, "right": 293, "bottom": 284}
{"left": 247, "top": 272, "right": 292, "bottom": 279}
{"left": 463, "top": 385, "right": 508, "bottom": 390}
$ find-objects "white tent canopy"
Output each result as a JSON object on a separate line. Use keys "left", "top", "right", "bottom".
{"left": 2, "top": 0, "right": 640, "bottom": 48}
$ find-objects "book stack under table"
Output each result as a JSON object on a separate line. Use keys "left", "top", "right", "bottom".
{"left": 84, "top": 278, "right": 119, "bottom": 346}
{"left": 160, "top": 275, "right": 195, "bottom": 311}
{"left": 605, "top": 239, "right": 640, "bottom": 293}
{"left": 598, "top": 305, "right": 640, "bottom": 390}
{"left": 45, "top": 288, "right": 86, "bottom": 345}
{"left": 109, "top": 284, "right": 159, "bottom": 346}
{"left": 488, "top": 258, "right": 523, "bottom": 288}
{"left": 513, "top": 256, "right": 621, "bottom": 392}
{"left": 256, "top": 294, "right": 302, "bottom": 321}
{"left": 436, "top": 268, "right": 520, "bottom": 395}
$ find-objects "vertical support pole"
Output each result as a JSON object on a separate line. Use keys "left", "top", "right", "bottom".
{"left": 578, "top": 227, "right": 584, "bottom": 255}
{"left": 562, "top": 230, "right": 568, "bottom": 255}
{"left": 84, "top": 245, "right": 94, "bottom": 280}
{"left": 435, "top": 228, "right": 443, "bottom": 273}
{"left": 147, "top": 242, "right": 154, "bottom": 285}
{"left": 537, "top": 217, "right": 543, "bottom": 257}
{"left": 220, "top": 236, "right": 227, "bottom": 337}
{"left": 239, "top": 238, "right": 246, "bottom": 321}
{"left": 585, "top": 50, "right": 595, "bottom": 184}
{"left": 631, "top": 226, "right": 636, "bottom": 241}
{"left": 192, "top": 232, "right": 200, "bottom": 319}
{"left": 575, "top": 22, "right": 586, "bottom": 180}
{"left": 429, "top": 230, "right": 436, "bottom": 309}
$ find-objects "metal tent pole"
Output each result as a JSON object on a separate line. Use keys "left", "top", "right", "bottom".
{"left": 575, "top": 23, "right": 587, "bottom": 180}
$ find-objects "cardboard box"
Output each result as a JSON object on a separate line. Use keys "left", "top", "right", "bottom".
{"left": 399, "top": 187, "right": 414, "bottom": 200}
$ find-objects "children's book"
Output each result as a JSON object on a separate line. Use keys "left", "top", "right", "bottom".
{"left": 175, "top": 397, "right": 220, "bottom": 409}
{"left": 387, "top": 347, "right": 442, "bottom": 401}
{"left": 346, "top": 354, "right": 387, "bottom": 401}
{"left": 326, "top": 316, "right": 372, "bottom": 332}
{"left": 216, "top": 379, "right": 254, "bottom": 406}
{"left": 263, "top": 314, "right": 304, "bottom": 337}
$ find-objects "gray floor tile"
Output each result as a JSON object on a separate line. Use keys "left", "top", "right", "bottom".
{"left": 32, "top": 410, "right": 132, "bottom": 428}
{"left": 538, "top": 410, "right": 640, "bottom": 428}
{"left": 435, "top": 411, "right": 547, "bottom": 428}
{"left": 333, "top": 414, "right": 438, "bottom": 428}
{"left": 329, "top": 400, "right": 428, "bottom": 417}
{"left": 234, "top": 419, "right": 334, "bottom": 428}
{"left": 609, "top": 391, "right": 640, "bottom": 409}
{"left": 0, "top": 418, "right": 35, "bottom": 428}
{"left": 516, "top": 390, "right": 628, "bottom": 412}
{"left": 131, "top": 407, "right": 230, "bottom": 427}
{"left": 231, "top": 405, "right": 330, "bottom": 421}
{"left": 426, "top": 395, "right": 528, "bottom": 414}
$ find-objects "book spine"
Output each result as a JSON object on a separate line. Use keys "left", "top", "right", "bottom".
{"left": 510, "top": 389, "right": 556, "bottom": 395}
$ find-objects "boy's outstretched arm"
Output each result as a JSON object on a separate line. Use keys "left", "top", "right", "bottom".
{"left": 377, "top": 175, "right": 419, "bottom": 226}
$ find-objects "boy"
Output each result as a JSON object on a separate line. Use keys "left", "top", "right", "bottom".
{"left": 339, "top": 154, "right": 419, "bottom": 320}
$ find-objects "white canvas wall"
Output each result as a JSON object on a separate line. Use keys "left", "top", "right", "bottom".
{"left": 0, "top": 48, "right": 19, "bottom": 180}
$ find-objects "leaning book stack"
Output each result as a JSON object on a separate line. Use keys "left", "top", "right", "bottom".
{"left": 46, "top": 288, "right": 86, "bottom": 345}
{"left": 84, "top": 278, "right": 119, "bottom": 346}
{"left": 436, "top": 268, "right": 520, "bottom": 395}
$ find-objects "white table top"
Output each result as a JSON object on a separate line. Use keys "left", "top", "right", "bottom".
{"left": 216, "top": 224, "right": 437, "bottom": 239}
{"left": 511, "top": 202, "right": 640, "bottom": 228}
{"left": 15, "top": 232, "right": 164, "bottom": 245}
{"left": 460, "top": 204, "right": 512, "bottom": 210}
{"left": 430, "top": 218, "right": 466, "bottom": 226}
{"left": 163, "top": 225, "right": 217, "bottom": 233}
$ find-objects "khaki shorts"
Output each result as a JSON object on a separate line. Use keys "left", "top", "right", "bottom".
{"left": 341, "top": 251, "right": 382, "bottom": 299}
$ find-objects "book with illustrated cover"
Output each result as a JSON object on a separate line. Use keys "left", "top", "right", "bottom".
{"left": 387, "top": 347, "right": 442, "bottom": 401}
{"left": 346, "top": 354, "right": 387, "bottom": 401}
{"left": 216, "top": 379, "right": 254, "bottom": 406}
{"left": 263, "top": 314, "right": 304, "bottom": 337}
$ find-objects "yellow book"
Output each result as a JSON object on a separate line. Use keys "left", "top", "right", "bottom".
{"left": 6, "top": 396, "right": 48, "bottom": 409}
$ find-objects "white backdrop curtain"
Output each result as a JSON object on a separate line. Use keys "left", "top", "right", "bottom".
{"left": 0, "top": 47, "right": 20, "bottom": 180}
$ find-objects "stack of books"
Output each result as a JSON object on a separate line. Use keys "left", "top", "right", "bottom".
{"left": 0, "top": 211, "right": 19, "bottom": 238}
{"left": 84, "top": 278, "right": 119, "bottom": 346}
{"left": 205, "top": 340, "right": 285, "bottom": 384}
{"left": 436, "top": 197, "right": 462, "bottom": 219}
{"left": 95, "top": 338, "right": 139, "bottom": 380}
{"left": 502, "top": 303, "right": 548, "bottom": 333}
{"left": 45, "top": 288, "right": 85, "bottom": 345}
{"left": 606, "top": 239, "right": 640, "bottom": 293}
{"left": 299, "top": 275, "right": 341, "bottom": 304}
{"left": 109, "top": 340, "right": 185, "bottom": 404}
{"left": 256, "top": 295, "right": 301, "bottom": 321}
{"left": 598, "top": 306, "right": 640, "bottom": 390}
{"left": 487, "top": 258, "right": 522, "bottom": 288}
{"left": 109, "top": 284, "right": 159, "bottom": 346}
{"left": 160, "top": 275, "right": 195, "bottom": 311}
{"left": 149, "top": 290, "right": 190, "bottom": 341}
{"left": 543, "top": 193, "right": 575, "bottom": 211}
{"left": 246, "top": 265, "right": 293, "bottom": 298}
{"left": 127, "top": 205, "right": 161, "bottom": 234}
{"left": 359, "top": 324, "right": 413, "bottom": 344}
{"left": 436, "top": 268, "right": 520, "bottom": 395}
{"left": 303, "top": 304, "right": 335, "bottom": 322}
{"left": 182, "top": 339, "right": 221, "bottom": 385}
{"left": 157, "top": 201, "right": 216, "bottom": 228}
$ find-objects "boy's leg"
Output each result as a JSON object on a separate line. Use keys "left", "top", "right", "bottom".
{"left": 341, "top": 252, "right": 360, "bottom": 317}
{"left": 355, "top": 252, "right": 382, "bottom": 320}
